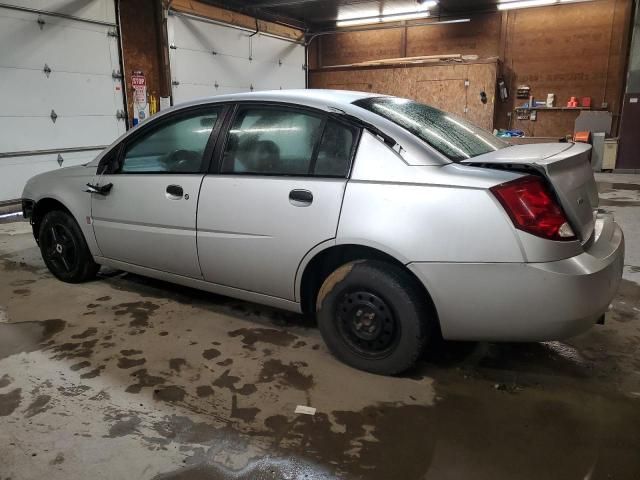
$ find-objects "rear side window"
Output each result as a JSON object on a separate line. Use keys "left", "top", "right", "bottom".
{"left": 221, "top": 107, "right": 323, "bottom": 175}
{"left": 353, "top": 97, "right": 507, "bottom": 162}
{"left": 315, "top": 120, "right": 358, "bottom": 177}
{"left": 120, "top": 109, "right": 221, "bottom": 173}
{"left": 221, "top": 107, "right": 358, "bottom": 177}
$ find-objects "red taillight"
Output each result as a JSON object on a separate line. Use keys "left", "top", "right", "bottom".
{"left": 490, "top": 175, "right": 576, "bottom": 241}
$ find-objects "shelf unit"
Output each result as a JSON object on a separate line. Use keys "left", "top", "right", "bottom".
{"left": 514, "top": 107, "right": 605, "bottom": 111}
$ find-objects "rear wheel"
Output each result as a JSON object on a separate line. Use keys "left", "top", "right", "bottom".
{"left": 316, "top": 260, "right": 431, "bottom": 375}
{"left": 38, "top": 210, "right": 99, "bottom": 283}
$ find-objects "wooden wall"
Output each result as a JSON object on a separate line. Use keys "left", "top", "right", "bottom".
{"left": 310, "top": 61, "right": 498, "bottom": 130}
{"left": 119, "top": 0, "right": 164, "bottom": 127}
{"left": 310, "top": 0, "right": 633, "bottom": 137}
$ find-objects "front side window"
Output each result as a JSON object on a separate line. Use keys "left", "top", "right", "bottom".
{"left": 353, "top": 97, "right": 508, "bottom": 162}
{"left": 221, "top": 107, "right": 324, "bottom": 175}
{"left": 120, "top": 109, "right": 221, "bottom": 173}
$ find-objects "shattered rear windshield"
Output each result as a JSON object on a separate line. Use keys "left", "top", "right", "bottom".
{"left": 353, "top": 97, "right": 508, "bottom": 162}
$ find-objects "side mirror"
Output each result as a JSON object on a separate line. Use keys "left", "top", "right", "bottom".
{"left": 97, "top": 152, "right": 120, "bottom": 174}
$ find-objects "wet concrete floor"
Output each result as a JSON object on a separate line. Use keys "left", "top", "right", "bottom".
{"left": 0, "top": 173, "right": 639, "bottom": 479}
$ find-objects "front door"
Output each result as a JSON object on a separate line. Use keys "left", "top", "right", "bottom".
{"left": 91, "top": 106, "right": 223, "bottom": 278}
{"left": 197, "top": 104, "right": 360, "bottom": 300}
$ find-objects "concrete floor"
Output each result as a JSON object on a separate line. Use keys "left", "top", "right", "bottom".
{"left": 1, "top": 173, "right": 639, "bottom": 480}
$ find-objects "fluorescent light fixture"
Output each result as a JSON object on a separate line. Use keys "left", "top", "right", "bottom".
{"left": 416, "top": 0, "right": 438, "bottom": 7}
{"left": 497, "top": 0, "right": 556, "bottom": 10}
{"left": 336, "top": 17, "right": 381, "bottom": 27}
{"left": 336, "top": 3, "right": 435, "bottom": 27}
{"left": 382, "top": 11, "right": 430, "bottom": 22}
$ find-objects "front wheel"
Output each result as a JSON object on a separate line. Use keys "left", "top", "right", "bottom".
{"left": 316, "top": 260, "right": 432, "bottom": 375}
{"left": 38, "top": 210, "right": 99, "bottom": 283}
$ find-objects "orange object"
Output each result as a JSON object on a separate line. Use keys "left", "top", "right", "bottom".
{"left": 581, "top": 97, "right": 592, "bottom": 108}
{"left": 567, "top": 96, "right": 579, "bottom": 108}
{"left": 574, "top": 131, "right": 590, "bottom": 143}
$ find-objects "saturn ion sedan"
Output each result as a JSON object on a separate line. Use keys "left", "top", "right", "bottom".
{"left": 21, "top": 90, "right": 624, "bottom": 375}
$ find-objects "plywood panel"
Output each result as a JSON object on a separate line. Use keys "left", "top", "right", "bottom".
{"left": 406, "top": 13, "right": 500, "bottom": 59}
{"left": 310, "top": 61, "right": 497, "bottom": 130}
{"left": 318, "top": 29, "right": 404, "bottom": 66}
{"left": 414, "top": 79, "right": 467, "bottom": 116}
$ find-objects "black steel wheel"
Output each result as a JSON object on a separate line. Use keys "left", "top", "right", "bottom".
{"left": 316, "top": 260, "right": 433, "bottom": 375}
{"left": 39, "top": 210, "right": 99, "bottom": 283}
{"left": 336, "top": 290, "right": 400, "bottom": 359}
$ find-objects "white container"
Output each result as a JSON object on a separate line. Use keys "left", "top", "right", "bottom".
{"left": 546, "top": 93, "right": 555, "bottom": 108}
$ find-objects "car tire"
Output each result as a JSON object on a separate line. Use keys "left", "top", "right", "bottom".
{"left": 38, "top": 210, "right": 99, "bottom": 283}
{"left": 316, "top": 260, "right": 431, "bottom": 375}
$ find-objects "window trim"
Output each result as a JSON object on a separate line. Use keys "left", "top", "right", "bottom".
{"left": 102, "top": 104, "right": 231, "bottom": 175}
{"left": 209, "top": 101, "right": 361, "bottom": 179}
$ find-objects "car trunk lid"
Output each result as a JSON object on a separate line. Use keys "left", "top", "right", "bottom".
{"left": 462, "top": 142, "right": 598, "bottom": 243}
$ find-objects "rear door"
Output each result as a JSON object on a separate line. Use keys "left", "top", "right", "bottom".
{"left": 91, "top": 105, "right": 224, "bottom": 278}
{"left": 197, "top": 104, "right": 360, "bottom": 300}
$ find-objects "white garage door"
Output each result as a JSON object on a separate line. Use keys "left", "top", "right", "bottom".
{"left": 0, "top": 1, "right": 126, "bottom": 202}
{"left": 167, "top": 12, "right": 305, "bottom": 105}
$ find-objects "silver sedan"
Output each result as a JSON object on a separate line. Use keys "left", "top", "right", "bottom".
{"left": 21, "top": 90, "right": 624, "bottom": 375}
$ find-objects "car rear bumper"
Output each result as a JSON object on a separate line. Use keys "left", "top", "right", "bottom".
{"left": 408, "top": 213, "right": 625, "bottom": 341}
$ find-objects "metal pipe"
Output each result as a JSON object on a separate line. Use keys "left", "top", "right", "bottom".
{"left": 0, "top": 146, "right": 107, "bottom": 160}
{"left": 305, "top": 17, "right": 471, "bottom": 46}
{"left": 0, "top": 2, "right": 117, "bottom": 27}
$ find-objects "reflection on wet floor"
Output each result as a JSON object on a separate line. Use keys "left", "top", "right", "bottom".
{"left": 597, "top": 181, "right": 640, "bottom": 207}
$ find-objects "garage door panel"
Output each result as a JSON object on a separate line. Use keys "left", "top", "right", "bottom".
{"left": 170, "top": 15, "right": 249, "bottom": 58}
{"left": 252, "top": 34, "right": 304, "bottom": 67}
{"left": 0, "top": 116, "right": 120, "bottom": 153}
{"left": 169, "top": 14, "right": 305, "bottom": 103}
{"left": 173, "top": 49, "right": 252, "bottom": 88}
{"left": 1, "top": 0, "right": 116, "bottom": 23}
{"left": 0, "top": 150, "right": 101, "bottom": 201}
{"left": 0, "top": 69, "right": 119, "bottom": 116}
{"left": 252, "top": 63, "right": 305, "bottom": 90}
{"left": 172, "top": 84, "right": 246, "bottom": 104}
{"left": 0, "top": 12, "right": 116, "bottom": 74}
{"left": 0, "top": 1, "right": 125, "bottom": 202}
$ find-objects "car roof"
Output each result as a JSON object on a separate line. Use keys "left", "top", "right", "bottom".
{"left": 169, "top": 89, "right": 381, "bottom": 114}
{"left": 89, "top": 89, "right": 451, "bottom": 168}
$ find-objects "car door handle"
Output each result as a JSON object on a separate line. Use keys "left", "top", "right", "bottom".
{"left": 166, "top": 184, "right": 183, "bottom": 199}
{"left": 289, "top": 189, "right": 313, "bottom": 207}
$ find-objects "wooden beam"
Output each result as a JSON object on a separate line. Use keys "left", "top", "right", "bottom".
{"left": 169, "top": 0, "right": 304, "bottom": 41}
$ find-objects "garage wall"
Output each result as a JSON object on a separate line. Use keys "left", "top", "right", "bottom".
{"left": 310, "top": 0, "right": 633, "bottom": 137}
{"left": 310, "top": 61, "right": 498, "bottom": 130}
{"left": 119, "top": 0, "right": 164, "bottom": 126}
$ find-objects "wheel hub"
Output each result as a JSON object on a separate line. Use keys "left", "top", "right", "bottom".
{"left": 336, "top": 291, "right": 398, "bottom": 356}
{"left": 352, "top": 305, "right": 381, "bottom": 340}
{"left": 55, "top": 243, "right": 63, "bottom": 254}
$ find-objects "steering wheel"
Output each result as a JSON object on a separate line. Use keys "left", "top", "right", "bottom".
{"left": 164, "top": 149, "right": 200, "bottom": 172}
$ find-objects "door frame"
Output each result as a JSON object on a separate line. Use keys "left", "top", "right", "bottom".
{"left": 98, "top": 103, "right": 234, "bottom": 176}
